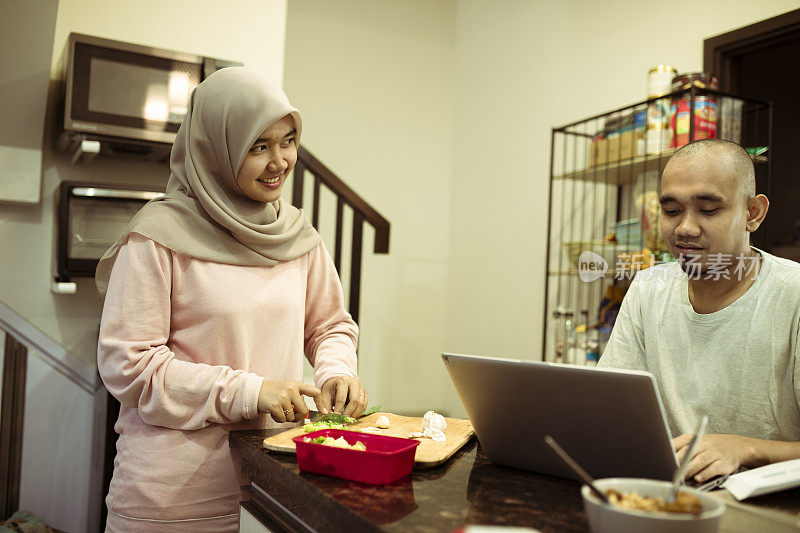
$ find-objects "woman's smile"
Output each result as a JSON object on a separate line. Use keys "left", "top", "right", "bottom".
{"left": 256, "top": 174, "right": 283, "bottom": 188}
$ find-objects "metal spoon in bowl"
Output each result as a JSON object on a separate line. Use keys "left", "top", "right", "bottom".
{"left": 667, "top": 414, "right": 708, "bottom": 502}
{"left": 545, "top": 435, "right": 609, "bottom": 504}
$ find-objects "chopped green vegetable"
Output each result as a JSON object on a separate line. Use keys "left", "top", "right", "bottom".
{"left": 312, "top": 405, "right": 381, "bottom": 427}
{"left": 320, "top": 413, "right": 356, "bottom": 425}
{"left": 361, "top": 405, "right": 381, "bottom": 418}
{"left": 301, "top": 421, "right": 347, "bottom": 433}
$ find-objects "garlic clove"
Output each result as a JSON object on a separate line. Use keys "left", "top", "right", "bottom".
{"left": 422, "top": 410, "right": 447, "bottom": 432}
{"left": 423, "top": 427, "right": 446, "bottom": 442}
{"left": 375, "top": 415, "right": 391, "bottom": 429}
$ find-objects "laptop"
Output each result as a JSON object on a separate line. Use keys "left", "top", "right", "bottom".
{"left": 442, "top": 352, "right": 679, "bottom": 481}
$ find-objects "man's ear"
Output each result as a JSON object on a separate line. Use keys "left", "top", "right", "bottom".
{"left": 746, "top": 194, "right": 769, "bottom": 233}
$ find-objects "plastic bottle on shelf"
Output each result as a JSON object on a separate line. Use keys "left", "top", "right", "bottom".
{"left": 568, "top": 310, "right": 589, "bottom": 365}
{"left": 562, "top": 309, "right": 575, "bottom": 364}
{"left": 585, "top": 331, "right": 600, "bottom": 366}
{"left": 551, "top": 307, "right": 566, "bottom": 363}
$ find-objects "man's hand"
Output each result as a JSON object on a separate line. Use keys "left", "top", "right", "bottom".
{"left": 673, "top": 433, "right": 752, "bottom": 482}
{"left": 258, "top": 380, "right": 320, "bottom": 423}
{"left": 317, "top": 376, "right": 367, "bottom": 418}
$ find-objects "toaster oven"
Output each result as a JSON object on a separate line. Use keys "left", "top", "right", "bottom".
{"left": 57, "top": 181, "right": 164, "bottom": 281}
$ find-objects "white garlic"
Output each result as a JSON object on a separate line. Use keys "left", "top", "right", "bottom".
{"left": 375, "top": 415, "right": 391, "bottom": 429}
{"left": 423, "top": 427, "right": 446, "bottom": 442}
{"left": 422, "top": 410, "right": 447, "bottom": 433}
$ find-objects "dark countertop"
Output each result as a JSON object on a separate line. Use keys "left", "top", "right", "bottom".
{"left": 230, "top": 429, "right": 800, "bottom": 533}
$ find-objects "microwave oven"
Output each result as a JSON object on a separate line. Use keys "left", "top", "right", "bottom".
{"left": 57, "top": 33, "right": 241, "bottom": 162}
{"left": 56, "top": 181, "right": 164, "bottom": 281}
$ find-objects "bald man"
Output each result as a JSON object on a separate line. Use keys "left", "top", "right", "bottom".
{"left": 599, "top": 139, "right": 800, "bottom": 483}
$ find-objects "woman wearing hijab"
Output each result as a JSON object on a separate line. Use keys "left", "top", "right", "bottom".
{"left": 96, "top": 67, "right": 367, "bottom": 531}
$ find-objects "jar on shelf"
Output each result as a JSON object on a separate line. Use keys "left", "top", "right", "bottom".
{"left": 553, "top": 308, "right": 575, "bottom": 364}
{"left": 551, "top": 307, "right": 572, "bottom": 363}
{"left": 647, "top": 65, "right": 678, "bottom": 98}
{"left": 585, "top": 332, "right": 600, "bottom": 366}
{"left": 646, "top": 123, "right": 671, "bottom": 154}
{"left": 567, "top": 311, "right": 590, "bottom": 365}
{"left": 646, "top": 65, "right": 677, "bottom": 155}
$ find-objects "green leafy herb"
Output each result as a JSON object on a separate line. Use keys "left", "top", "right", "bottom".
{"left": 361, "top": 405, "right": 381, "bottom": 418}
{"left": 312, "top": 405, "right": 381, "bottom": 427}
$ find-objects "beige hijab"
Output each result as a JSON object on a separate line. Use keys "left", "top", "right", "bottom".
{"left": 96, "top": 67, "right": 320, "bottom": 297}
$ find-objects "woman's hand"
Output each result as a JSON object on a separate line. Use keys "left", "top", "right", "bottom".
{"left": 258, "top": 380, "right": 320, "bottom": 423}
{"left": 317, "top": 376, "right": 367, "bottom": 418}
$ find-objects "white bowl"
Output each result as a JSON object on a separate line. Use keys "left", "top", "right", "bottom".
{"left": 582, "top": 478, "right": 725, "bottom": 533}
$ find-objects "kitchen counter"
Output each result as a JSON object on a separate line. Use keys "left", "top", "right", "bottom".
{"left": 230, "top": 429, "right": 800, "bottom": 532}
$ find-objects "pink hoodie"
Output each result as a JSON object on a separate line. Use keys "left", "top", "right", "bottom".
{"left": 98, "top": 233, "right": 358, "bottom": 531}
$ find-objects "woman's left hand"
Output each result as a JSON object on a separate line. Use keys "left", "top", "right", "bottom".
{"left": 317, "top": 376, "right": 367, "bottom": 418}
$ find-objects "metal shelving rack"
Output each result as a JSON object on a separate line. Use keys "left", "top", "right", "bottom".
{"left": 543, "top": 87, "right": 771, "bottom": 364}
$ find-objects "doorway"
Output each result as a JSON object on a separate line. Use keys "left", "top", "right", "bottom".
{"left": 705, "top": 8, "right": 800, "bottom": 261}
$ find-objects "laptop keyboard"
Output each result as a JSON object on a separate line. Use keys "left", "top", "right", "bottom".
{"left": 685, "top": 467, "right": 746, "bottom": 492}
{"left": 688, "top": 474, "right": 730, "bottom": 492}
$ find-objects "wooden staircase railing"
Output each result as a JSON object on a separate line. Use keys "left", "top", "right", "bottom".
{"left": 292, "top": 145, "right": 390, "bottom": 324}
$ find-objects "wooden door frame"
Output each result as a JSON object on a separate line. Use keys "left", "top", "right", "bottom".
{"left": 704, "top": 8, "right": 800, "bottom": 90}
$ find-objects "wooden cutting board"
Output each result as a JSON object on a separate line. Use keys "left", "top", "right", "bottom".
{"left": 261, "top": 412, "right": 474, "bottom": 469}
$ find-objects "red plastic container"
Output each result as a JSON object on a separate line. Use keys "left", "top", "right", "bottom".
{"left": 292, "top": 429, "right": 420, "bottom": 485}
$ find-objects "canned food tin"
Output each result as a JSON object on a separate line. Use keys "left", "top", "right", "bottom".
{"left": 670, "top": 97, "right": 718, "bottom": 148}
{"left": 648, "top": 65, "right": 678, "bottom": 98}
{"left": 670, "top": 73, "right": 719, "bottom": 148}
{"left": 647, "top": 98, "right": 671, "bottom": 128}
{"left": 646, "top": 123, "right": 671, "bottom": 155}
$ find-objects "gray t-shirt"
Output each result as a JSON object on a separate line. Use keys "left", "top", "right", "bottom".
{"left": 599, "top": 249, "right": 800, "bottom": 441}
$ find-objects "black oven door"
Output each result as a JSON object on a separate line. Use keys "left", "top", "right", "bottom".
{"left": 57, "top": 181, "right": 164, "bottom": 280}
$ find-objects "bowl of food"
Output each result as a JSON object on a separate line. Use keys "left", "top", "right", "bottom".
{"left": 292, "top": 429, "right": 420, "bottom": 485}
{"left": 582, "top": 478, "right": 725, "bottom": 533}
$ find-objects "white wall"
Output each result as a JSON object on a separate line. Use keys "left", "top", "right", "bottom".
{"left": 283, "top": 0, "right": 458, "bottom": 415}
